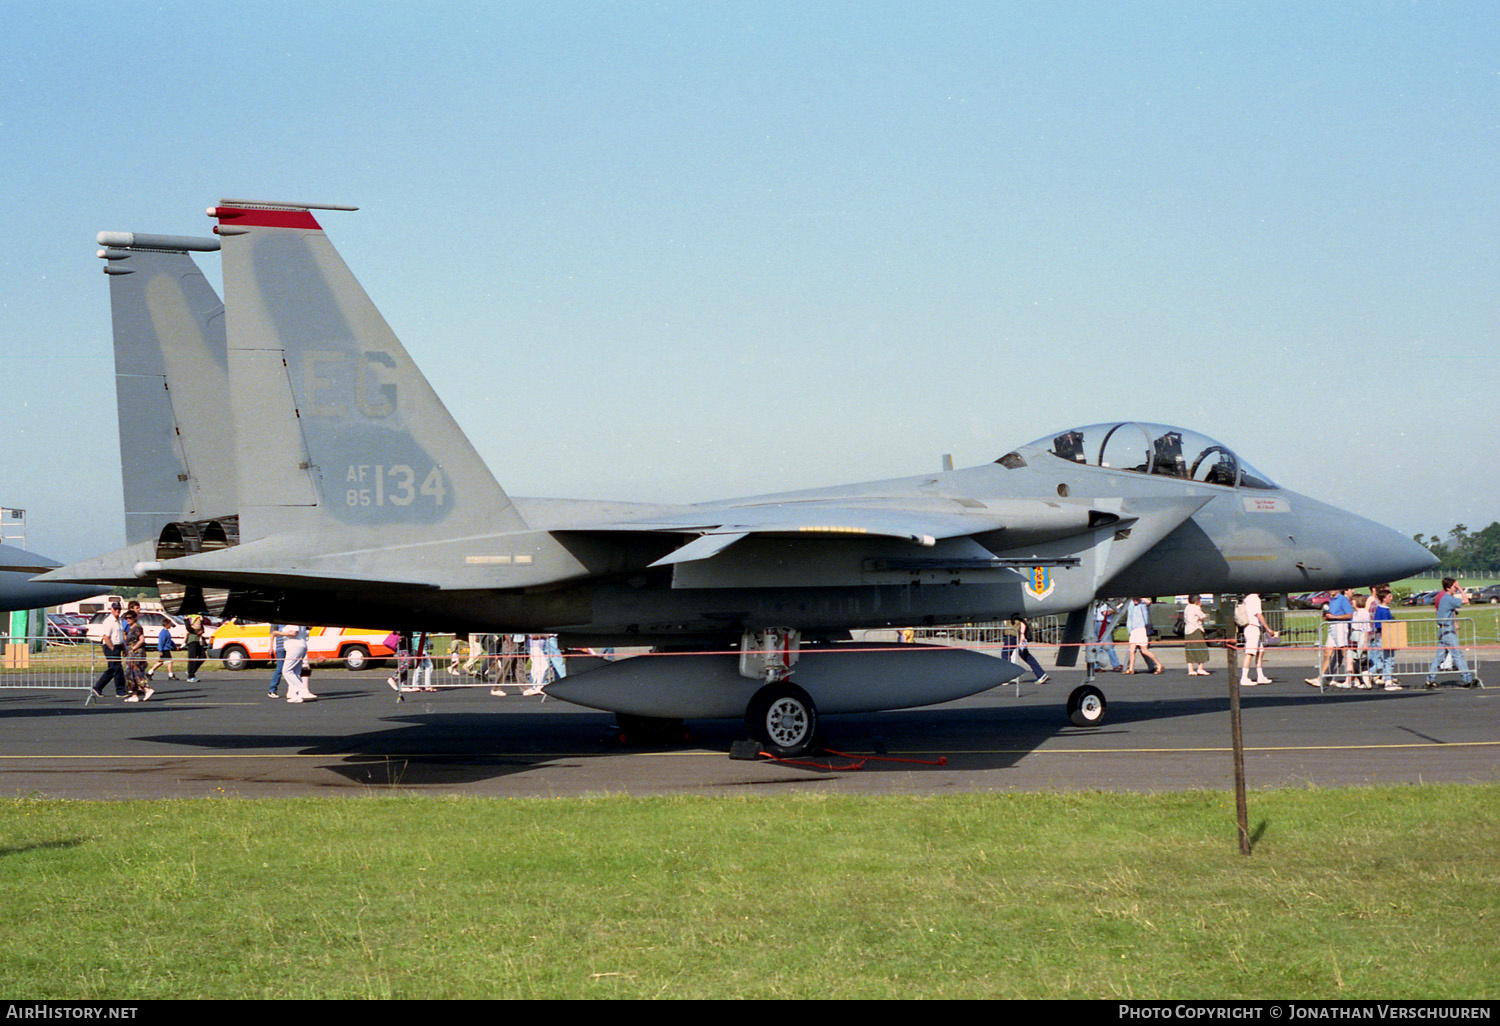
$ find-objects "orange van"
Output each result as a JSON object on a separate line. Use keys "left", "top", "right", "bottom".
{"left": 210, "top": 623, "right": 397, "bottom": 671}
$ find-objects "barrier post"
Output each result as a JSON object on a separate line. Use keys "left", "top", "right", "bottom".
{"left": 1216, "top": 596, "right": 1250, "bottom": 855}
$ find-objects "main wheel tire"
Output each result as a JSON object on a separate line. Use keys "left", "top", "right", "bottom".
{"left": 343, "top": 645, "right": 371, "bottom": 671}
{"left": 220, "top": 645, "right": 249, "bottom": 671}
{"left": 746, "top": 682, "right": 819, "bottom": 757}
{"left": 1066, "top": 684, "right": 1107, "bottom": 727}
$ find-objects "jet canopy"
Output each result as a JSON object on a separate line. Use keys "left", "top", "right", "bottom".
{"left": 1029, "top": 422, "right": 1277, "bottom": 490}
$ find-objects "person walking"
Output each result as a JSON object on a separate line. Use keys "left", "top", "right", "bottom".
{"left": 267, "top": 623, "right": 287, "bottom": 698}
{"left": 184, "top": 614, "right": 206, "bottom": 683}
{"left": 123, "top": 609, "right": 151, "bottom": 701}
{"left": 387, "top": 631, "right": 413, "bottom": 691}
{"left": 1237, "top": 592, "right": 1279, "bottom": 685}
{"left": 147, "top": 623, "right": 178, "bottom": 681}
{"left": 1306, "top": 588, "right": 1354, "bottom": 688}
{"left": 1369, "top": 587, "right": 1400, "bottom": 690}
{"left": 1124, "top": 598, "right": 1162, "bottom": 674}
{"left": 1426, "top": 578, "right": 1476, "bottom": 689}
{"left": 1000, "top": 616, "right": 1050, "bottom": 684}
{"left": 90, "top": 600, "right": 128, "bottom": 699}
{"left": 277, "top": 624, "right": 316, "bottom": 702}
{"left": 413, "top": 632, "right": 435, "bottom": 691}
{"left": 1183, "top": 595, "right": 1210, "bottom": 676}
{"left": 1089, "top": 601, "right": 1122, "bottom": 672}
{"left": 1350, "top": 593, "right": 1374, "bottom": 688}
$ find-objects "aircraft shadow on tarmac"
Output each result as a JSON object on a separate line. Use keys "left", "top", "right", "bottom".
{"left": 114, "top": 683, "right": 1451, "bottom": 789}
{"left": 5, "top": 672, "right": 1461, "bottom": 791}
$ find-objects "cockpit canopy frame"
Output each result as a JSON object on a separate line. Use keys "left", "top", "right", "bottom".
{"left": 1032, "top": 422, "right": 1276, "bottom": 489}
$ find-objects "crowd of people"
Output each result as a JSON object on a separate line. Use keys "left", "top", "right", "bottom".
{"left": 88, "top": 611, "right": 571, "bottom": 706}
{"left": 1302, "top": 578, "right": 1475, "bottom": 691}
{"left": 88, "top": 581, "right": 1480, "bottom": 704}
{"left": 1078, "top": 581, "right": 1480, "bottom": 691}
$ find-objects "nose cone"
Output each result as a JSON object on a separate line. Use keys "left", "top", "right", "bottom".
{"left": 0, "top": 572, "right": 101, "bottom": 611}
{"left": 1376, "top": 529, "right": 1442, "bottom": 582}
{"left": 1293, "top": 494, "right": 1438, "bottom": 586}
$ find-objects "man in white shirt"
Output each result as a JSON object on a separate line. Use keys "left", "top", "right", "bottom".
{"left": 1238, "top": 593, "right": 1278, "bottom": 686}
{"left": 90, "top": 601, "right": 128, "bottom": 699}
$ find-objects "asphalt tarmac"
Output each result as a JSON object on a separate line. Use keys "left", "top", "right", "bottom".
{"left": 2, "top": 649, "right": 1496, "bottom": 800}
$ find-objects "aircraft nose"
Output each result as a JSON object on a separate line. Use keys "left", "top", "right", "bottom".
{"left": 1330, "top": 514, "right": 1438, "bottom": 585}
{"left": 1380, "top": 529, "right": 1441, "bottom": 581}
{"left": 1283, "top": 493, "right": 1437, "bottom": 587}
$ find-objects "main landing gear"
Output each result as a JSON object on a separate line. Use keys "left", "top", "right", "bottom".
{"left": 732, "top": 627, "right": 1110, "bottom": 755}
{"left": 746, "top": 681, "right": 819, "bottom": 757}
{"left": 741, "top": 628, "right": 820, "bottom": 757}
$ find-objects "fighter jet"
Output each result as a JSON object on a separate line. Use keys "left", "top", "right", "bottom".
{"left": 0, "top": 541, "right": 100, "bottom": 612}
{"left": 42, "top": 200, "right": 1437, "bottom": 754}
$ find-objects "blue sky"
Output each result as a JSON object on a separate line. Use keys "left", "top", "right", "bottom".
{"left": 2, "top": 1, "right": 1497, "bottom": 561}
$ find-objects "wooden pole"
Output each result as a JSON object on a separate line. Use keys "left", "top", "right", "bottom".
{"left": 1217, "top": 595, "right": 1251, "bottom": 855}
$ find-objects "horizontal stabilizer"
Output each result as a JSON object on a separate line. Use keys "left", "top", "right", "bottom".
{"left": 32, "top": 540, "right": 161, "bottom": 586}
{"left": 0, "top": 542, "right": 62, "bottom": 574}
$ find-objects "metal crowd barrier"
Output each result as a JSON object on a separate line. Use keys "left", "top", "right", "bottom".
{"left": 1308, "top": 616, "right": 1482, "bottom": 690}
{"left": 0, "top": 635, "right": 100, "bottom": 695}
{"left": 909, "top": 616, "right": 1067, "bottom": 649}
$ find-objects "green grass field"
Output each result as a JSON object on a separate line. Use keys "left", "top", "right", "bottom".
{"left": 2, "top": 787, "right": 1496, "bottom": 999}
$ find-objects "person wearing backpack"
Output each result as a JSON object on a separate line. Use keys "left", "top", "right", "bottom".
{"left": 1237, "top": 592, "right": 1277, "bottom": 686}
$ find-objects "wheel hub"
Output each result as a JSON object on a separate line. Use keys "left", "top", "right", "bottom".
{"left": 766, "top": 699, "right": 809, "bottom": 746}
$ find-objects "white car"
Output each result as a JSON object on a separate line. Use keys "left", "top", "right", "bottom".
{"left": 86, "top": 610, "right": 188, "bottom": 648}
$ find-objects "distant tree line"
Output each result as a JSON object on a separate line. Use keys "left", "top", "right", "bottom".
{"left": 1412, "top": 522, "right": 1500, "bottom": 573}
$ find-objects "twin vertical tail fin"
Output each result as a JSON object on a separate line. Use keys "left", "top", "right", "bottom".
{"left": 207, "top": 200, "right": 526, "bottom": 546}
{"left": 54, "top": 202, "right": 538, "bottom": 610}
{"left": 97, "top": 232, "right": 236, "bottom": 545}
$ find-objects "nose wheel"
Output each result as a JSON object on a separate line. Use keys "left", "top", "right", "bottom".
{"left": 1067, "top": 684, "right": 1107, "bottom": 727}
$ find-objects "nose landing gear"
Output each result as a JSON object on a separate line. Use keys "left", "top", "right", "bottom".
{"left": 1067, "top": 684, "right": 1107, "bottom": 727}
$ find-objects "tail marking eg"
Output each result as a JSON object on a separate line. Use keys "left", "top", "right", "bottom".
{"left": 208, "top": 201, "right": 524, "bottom": 542}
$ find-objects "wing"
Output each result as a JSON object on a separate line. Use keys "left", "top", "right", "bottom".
{"left": 563, "top": 496, "right": 1125, "bottom": 568}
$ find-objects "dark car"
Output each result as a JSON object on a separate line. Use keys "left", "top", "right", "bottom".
{"left": 46, "top": 613, "right": 89, "bottom": 644}
{"left": 1465, "top": 584, "right": 1500, "bottom": 604}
